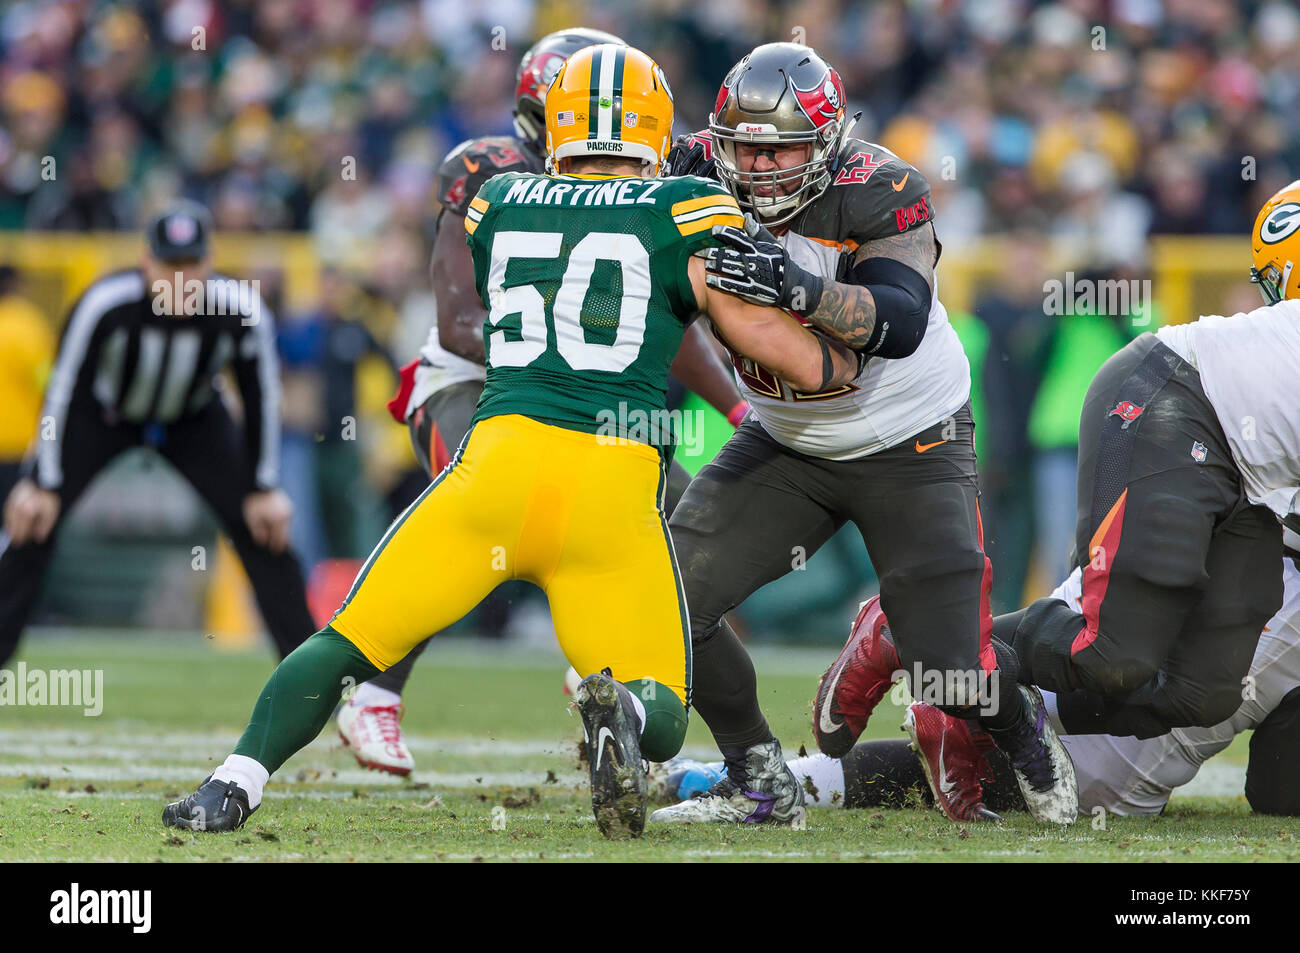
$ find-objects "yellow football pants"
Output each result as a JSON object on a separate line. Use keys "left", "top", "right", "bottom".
{"left": 331, "top": 414, "right": 690, "bottom": 704}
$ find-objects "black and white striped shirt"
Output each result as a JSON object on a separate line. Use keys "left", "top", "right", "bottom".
{"left": 34, "top": 268, "right": 281, "bottom": 490}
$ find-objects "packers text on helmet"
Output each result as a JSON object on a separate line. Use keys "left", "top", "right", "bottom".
{"left": 544, "top": 43, "right": 673, "bottom": 177}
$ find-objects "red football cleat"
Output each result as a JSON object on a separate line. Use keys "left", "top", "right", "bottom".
{"left": 813, "top": 596, "right": 902, "bottom": 757}
{"left": 904, "top": 701, "right": 1002, "bottom": 823}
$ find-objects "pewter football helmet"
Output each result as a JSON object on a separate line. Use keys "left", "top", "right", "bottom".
{"left": 709, "top": 43, "right": 849, "bottom": 226}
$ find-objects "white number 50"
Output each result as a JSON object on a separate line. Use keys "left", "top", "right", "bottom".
{"left": 484, "top": 230, "right": 650, "bottom": 373}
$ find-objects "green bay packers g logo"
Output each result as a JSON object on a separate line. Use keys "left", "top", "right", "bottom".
{"left": 1261, "top": 202, "right": 1300, "bottom": 244}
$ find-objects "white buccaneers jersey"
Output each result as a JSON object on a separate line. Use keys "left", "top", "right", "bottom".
{"left": 404, "top": 318, "right": 485, "bottom": 419}
{"left": 725, "top": 230, "right": 970, "bottom": 460}
{"left": 1156, "top": 299, "right": 1300, "bottom": 521}
{"left": 1045, "top": 559, "right": 1300, "bottom": 815}
{"left": 691, "top": 132, "right": 970, "bottom": 460}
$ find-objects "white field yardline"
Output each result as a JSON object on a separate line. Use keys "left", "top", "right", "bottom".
{"left": 0, "top": 762, "right": 587, "bottom": 787}
{"left": 0, "top": 726, "right": 1247, "bottom": 804}
{"left": 0, "top": 788, "right": 582, "bottom": 803}
{"left": 0, "top": 729, "right": 572, "bottom": 757}
{"left": 0, "top": 727, "right": 723, "bottom": 762}
{"left": 1168, "top": 761, "right": 1246, "bottom": 801}
{"left": 0, "top": 739, "right": 577, "bottom": 762}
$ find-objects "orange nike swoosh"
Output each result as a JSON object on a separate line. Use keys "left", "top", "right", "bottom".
{"left": 464, "top": 157, "right": 480, "bottom": 173}
{"left": 891, "top": 172, "right": 909, "bottom": 192}
{"left": 915, "top": 438, "right": 946, "bottom": 453}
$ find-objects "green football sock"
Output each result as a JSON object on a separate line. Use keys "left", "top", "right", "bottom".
{"left": 233, "top": 625, "right": 380, "bottom": 775}
{"left": 625, "top": 678, "right": 689, "bottom": 763}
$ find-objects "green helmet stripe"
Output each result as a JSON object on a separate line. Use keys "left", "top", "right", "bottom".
{"left": 610, "top": 47, "right": 625, "bottom": 140}
{"left": 588, "top": 46, "right": 603, "bottom": 140}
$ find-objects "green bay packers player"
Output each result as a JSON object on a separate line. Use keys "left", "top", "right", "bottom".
{"left": 339, "top": 28, "right": 750, "bottom": 778}
{"left": 163, "top": 43, "right": 860, "bottom": 840}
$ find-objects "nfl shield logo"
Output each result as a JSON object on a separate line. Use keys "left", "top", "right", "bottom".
{"left": 1191, "top": 441, "right": 1207, "bottom": 463}
{"left": 166, "top": 214, "right": 197, "bottom": 245}
{"left": 625, "top": 111, "right": 638, "bottom": 128}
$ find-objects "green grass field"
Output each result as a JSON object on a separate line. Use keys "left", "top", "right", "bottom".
{"left": 1, "top": 630, "right": 1295, "bottom": 862}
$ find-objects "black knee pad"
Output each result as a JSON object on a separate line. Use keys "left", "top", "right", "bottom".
{"left": 878, "top": 543, "right": 985, "bottom": 595}
{"left": 1154, "top": 679, "right": 1242, "bottom": 730}
{"left": 1122, "top": 492, "right": 1213, "bottom": 590}
{"left": 1016, "top": 597, "right": 1158, "bottom": 695}
{"left": 1072, "top": 652, "right": 1159, "bottom": 698}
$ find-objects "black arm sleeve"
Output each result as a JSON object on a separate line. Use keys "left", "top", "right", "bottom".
{"left": 231, "top": 314, "right": 282, "bottom": 491}
{"left": 845, "top": 256, "right": 932, "bottom": 359}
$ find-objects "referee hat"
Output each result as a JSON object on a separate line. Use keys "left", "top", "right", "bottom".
{"left": 147, "top": 200, "right": 213, "bottom": 262}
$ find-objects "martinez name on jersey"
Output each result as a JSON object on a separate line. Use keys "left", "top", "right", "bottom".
{"left": 463, "top": 169, "right": 743, "bottom": 452}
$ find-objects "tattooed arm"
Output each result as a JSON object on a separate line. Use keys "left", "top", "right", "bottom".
{"left": 688, "top": 257, "right": 860, "bottom": 394}
{"left": 803, "top": 223, "right": 937, "bottom": 353}
{"left": 701, "top": 216, "right": 937, "bottom": 358}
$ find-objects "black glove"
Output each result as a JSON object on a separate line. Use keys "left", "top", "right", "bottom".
{"left": 665, "top": 136, "right": 718, "bottom": 181}
{"left": 701, "top": 215, "right": 824, "bottom": 313}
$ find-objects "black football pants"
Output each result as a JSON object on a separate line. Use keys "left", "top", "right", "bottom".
{"left": 1012, "top": 335, "right": 1282, "bottom": 738}
{"left": 671, "top": 404, "right": 1020, "bottom": 753}
{"left": 0, "top": 398, "right": 313, "bottom": 666}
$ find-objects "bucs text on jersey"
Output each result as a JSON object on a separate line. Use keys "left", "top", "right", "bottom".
{"left": 684, "top": 131, "right": 970, "bottom": 461}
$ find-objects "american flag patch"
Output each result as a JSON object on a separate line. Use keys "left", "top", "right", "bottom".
{"left": 557, "top": 110, "right": 574, "bottom": 126}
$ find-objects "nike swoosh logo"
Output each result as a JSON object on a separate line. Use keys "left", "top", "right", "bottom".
{"left": 819, "top": 664, "right": 846, "bottom": 735}
{"left": 892, "top": 172, "right": 909, "bottom": 192}
{"left": 915, "top": 439, "right": 946, "bottom": 453}
{"left": 464, "top": 157, "right": 480, "bottom": 173}
{"left": 937, "top": 731, "right": 957, "bottom": 795}
{"left": 594, "top": 726, "right": 616, "bottom": 773}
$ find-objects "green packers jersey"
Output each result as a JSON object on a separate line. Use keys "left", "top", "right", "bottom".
{"left": 464, "top": 171, "right": 742, "bottom": 449}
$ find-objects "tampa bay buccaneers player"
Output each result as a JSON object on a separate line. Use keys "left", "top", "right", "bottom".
{"left": 651, "top": 42, "right": 1077, "bottom": 826}
{"left": 335, "top": 28, "right": 750, "bottom": 775}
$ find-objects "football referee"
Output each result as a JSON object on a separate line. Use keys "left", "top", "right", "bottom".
{"left": 0, "top": 200, "right": 314, "bottom": 665}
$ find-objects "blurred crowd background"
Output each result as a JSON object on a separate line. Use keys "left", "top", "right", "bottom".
{"left": 2, "top": 0, "right": 1296, "bottom": 644}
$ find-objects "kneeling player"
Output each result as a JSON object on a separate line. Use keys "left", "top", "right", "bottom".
{"left": 162, "top": 44, "right": 860, "bottom": 840}
{"left": 798, "top": 548, "right": 1300, "bottom": 820}
{"left": 667, "top": 545, "right": 1300, "bottom": 821}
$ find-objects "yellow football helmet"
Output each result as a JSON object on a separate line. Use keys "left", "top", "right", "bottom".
{"left": 1250, "top": 179, "right": 1300, "bottom": 304}
{"left": 544, "top": 43, "right": 673, "bottom": 176}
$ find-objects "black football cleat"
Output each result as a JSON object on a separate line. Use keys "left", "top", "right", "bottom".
{"left": 575, "top": 671, "right": 648, "bottom": 840}
{"left": 987, "top": 686, "right": 1078, "bottom": 825}
{"left": 162, "top": 776, "right": 256, "bottom": 833}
